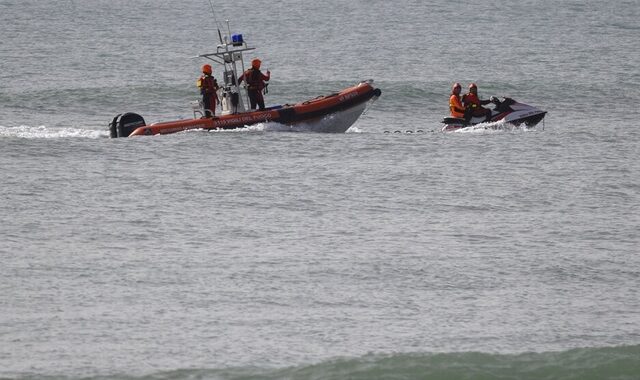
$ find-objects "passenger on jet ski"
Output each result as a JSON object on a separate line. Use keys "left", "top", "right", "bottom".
{"left": 197, "top": 64, "right": 219, "bottom": 117}
{"left": 238, "top": 58, "right": 271, "bottom": 110}
{"left": 463, "top": 83, "right": 492, "bottom": 122}
{"left": 449, "top": 82, "right": 466, "bottom": 118}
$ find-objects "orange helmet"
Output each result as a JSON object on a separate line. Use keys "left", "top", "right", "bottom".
{"left": 452, "top": 82, "right": 461, "bottom": 94}
{"left": 251, "top": 58, "right": 261, "bottom": 69}
{"left": 202, "top": 64, "right": 212, "bottom": 75}
{"left": 469, "top": 83, "right": 478, "bottom": 92}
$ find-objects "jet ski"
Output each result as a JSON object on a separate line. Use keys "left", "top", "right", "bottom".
{"left": 442, "top": 97, "right": 547, "bottom": 132}
{"left": 109, "top": 21, "right": 381, "bottom": 138}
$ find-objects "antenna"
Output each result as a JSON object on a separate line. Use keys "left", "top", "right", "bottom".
{"left": 206, "top": 0, "right": 224, "bottom": 32}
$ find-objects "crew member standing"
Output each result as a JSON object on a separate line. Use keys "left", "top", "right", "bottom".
{"left": 239, "top": 58, "right": 270, "bottom": 110}
{"left": 197, "top": 64, "right": 219, "bottom": 117}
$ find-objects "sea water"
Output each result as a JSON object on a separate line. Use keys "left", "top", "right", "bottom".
{"left": 1, "top": 0, "right": 640, "bottom": 379}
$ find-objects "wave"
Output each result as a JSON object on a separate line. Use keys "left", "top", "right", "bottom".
{"left": 186, "top": 346, "right": 640, "bottom": 380}
{"left": 5, "top": 345, "right": 639, "bottom": 380}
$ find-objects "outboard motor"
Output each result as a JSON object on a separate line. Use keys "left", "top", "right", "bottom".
{"left": 109, "top": 113, "right": 146, "bottom": 138}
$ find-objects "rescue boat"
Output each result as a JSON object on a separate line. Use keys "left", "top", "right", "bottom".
{"left": 109, "top": 23, "right": 381, "bottom": 138}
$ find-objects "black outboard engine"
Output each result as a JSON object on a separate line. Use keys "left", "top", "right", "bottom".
{"left": 109, "top": 113, "right": 146, "bottom": 138}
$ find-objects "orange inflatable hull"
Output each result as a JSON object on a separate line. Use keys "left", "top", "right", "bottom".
{"left": 121, "top": 81, "right": 380, "bottom": 137}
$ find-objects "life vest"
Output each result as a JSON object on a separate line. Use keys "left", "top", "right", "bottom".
{"left": 243, "top": 68, "right": 265, "bottom": 91}
{"left": 449, "top": 94, "right": 465, "bottom": 118}
{"left": 463, "top": 92, "right": 480, "bottom": 109}
{"left": 197, "top": 75, "right": 218, "bottom": 95}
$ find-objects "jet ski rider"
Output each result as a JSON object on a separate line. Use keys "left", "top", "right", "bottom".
{"left": 238, "top": 58, "right": 271, "bottom": 110}
{"left": 462, "top": 83, "right": 492, "bottom": 122}
{"left": 449, "top": 83, "right": 466, "bottom": 118}
{"left": 197, "top": 64, "right": 219, "bottom": 117}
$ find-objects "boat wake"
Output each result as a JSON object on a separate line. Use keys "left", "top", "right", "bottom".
{"left": 0, "top": 125, "right": 108, "bottom": 139}
{"left": 0, "top": 106, "right": 369, "bottom": 140}
{"left": 450, "top": 119, "right": 541, "bottom": 133}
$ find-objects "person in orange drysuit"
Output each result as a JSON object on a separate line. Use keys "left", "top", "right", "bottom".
{"left": 462, "top": 83, "right": 492, "bottom": 122}
{"left": 238, "top": 58, "right": 271, "bottom": 110}
{"left": 197, "top": 64, "right": 219, "bottom": 117}
{"left": 449, "top": 82, "right": 466, "bottom": 118}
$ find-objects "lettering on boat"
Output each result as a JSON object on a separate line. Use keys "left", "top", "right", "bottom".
{"left": 339, "top": 92, "right": 358, "bottom": 102}
{"left": 213, "top": 112, "right": 272, "bottom": 127}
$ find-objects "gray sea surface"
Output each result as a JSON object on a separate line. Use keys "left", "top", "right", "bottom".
{"left": 1, "top": 0, "right": 640, "bottom": 378}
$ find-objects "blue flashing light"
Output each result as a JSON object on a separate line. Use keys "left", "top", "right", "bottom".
{"left": 231, "top": 34, "right": 244, "bottom": 46}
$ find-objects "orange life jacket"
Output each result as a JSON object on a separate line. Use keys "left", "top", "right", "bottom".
{"left": 449, "top": 94, "right": 465, "bottom": 118}
{"left": 242, "top": 68, "right": 269, "bottom": 91}
{"left": 463, "top": 92, "right": 480, "bottom": 108}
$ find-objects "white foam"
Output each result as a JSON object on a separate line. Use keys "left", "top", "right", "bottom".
{"left": 203, "top": 122, "right": 270, "bottom": 133}
{"left": 452, "top": 120, "right": 536, "bottom": 134}
{"left": 0, "top": 125, "right": 108, "bottom": 139}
